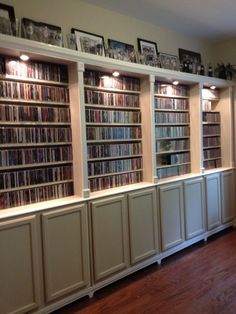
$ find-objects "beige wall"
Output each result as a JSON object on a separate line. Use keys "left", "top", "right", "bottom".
{"left": 2, "top": 0, "right": 214, "bottom": 64}
{"left": 211, "top": 38, "right": 236, "bottom": 66}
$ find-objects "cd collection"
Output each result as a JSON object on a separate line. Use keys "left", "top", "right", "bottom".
{"left": 154, "top": 81, "right": 190, "bottom": 179}
{"left": 156, "top": 139, "right": 189, "bottom": 152}
{"left": 0, "top": 80, "right": 69, "bottom": 103}
{"left": 204, "top": 159, "right": 222, "bottom": 170}
{"left": 203, "top": 148, "right": 221, "bottom": 160}
{"left": 203, "top": 136, "right": 220, "bottom": 148}
{"left": 87, "top": 126, "right": 142, "bottom": 141}
{"left": 0, "top": 104, "right": 71, "bottom": 123}
{"left": 155, "top": 97, "right": 189, "bottom": 110}
{"left": 0, "top": 182, "right": 73, "bottom": 210}
{"left": 202, "top": 100, "right": 212, "bottom": 111}
{"left": 155, "top": 126, "right": 189, "bottom": 138}
{"left": 87, "top": 142, "right": 142, "bottom": 159}
{"left": 0, "top": 146, "right": 72, "bottom": 167}
{"left": 85, "top": 69, "right": 143, "bottom": 191}
{"left": 0, "top": 57, "right": 74, "bottom": 210}
{"left": 203, "top": 112, "right": 220, "bottom": 123}
{"left": 203, "top": 125, "right": 221, "bottom": 136}
{"left": 84, "top": 69, "right": 140, "bottom": 91}
{"left": 155, "top": 112, "right": 189, "bottom": 124}
{"left": 156, "top": 152, "right": 190, "bottom": 167}
{"left": 1, "top": 56, "right": 68, "bottom": 82}
{"left": 0, "top": 127, "right": 72, "bottom": 144}
{"left": 89, "top": 171, "right": 143, "bottom": 192}
{"left": 86, "top": 108, "right": 141, "bottom": 124}
{"left": 202, "top": 109, "right": 221, "bottom": 169}
{"left": 155, "top": 82, "right": 189, "bottom": 97}
{"left": 0, "top": 165, "right": 72, "bottom": 190}
{"left": 88, "top": 157, "right": 142, "bottom": 176}
{"left": 157, "top": 164, "right": 191, "bottom": 179}
{"left": 85, "top": 89, "right": 140, "bottom": 107}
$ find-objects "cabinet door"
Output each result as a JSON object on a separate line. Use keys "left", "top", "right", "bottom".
{"left": 0, "top": 215, "right": 40, "bottom": 314}
{"left": 205, "top": 173, "right": 222, "bottom": 230}
{"left": 184, "top": 177, "right": 206, "bottom": 239}
{"left": 221, "top": 171, "right": 235, "bottom": 224}
{"left": 41, "top": 204, "right": 90, "bottom": 302}
{"left": 128, "top": 188, "right": 159, "bottom": 265}
{"left": 90, "top": 195, "right": 129, "bottom": 282}
{"left": 159, "top": 182, "right": 185, "bottom": 251}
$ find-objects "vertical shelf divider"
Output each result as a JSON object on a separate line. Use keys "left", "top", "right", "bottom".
{"left": 140, "top": 74, "right": 156, "bottom": 183}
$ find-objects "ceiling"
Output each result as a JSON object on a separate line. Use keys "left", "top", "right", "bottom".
{"left": 82, "top": 0, "right": 236, "bottom": 41}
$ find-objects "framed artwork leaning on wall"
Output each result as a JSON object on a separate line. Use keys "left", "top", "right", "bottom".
{"left": 0, "top": 3, "right": 16, "bottom": 36}
{"left": 137, "top": 38, "right": 158, "bottom": 65}
{"left": 71, "top": 28, "right": 105, "bottom": 56}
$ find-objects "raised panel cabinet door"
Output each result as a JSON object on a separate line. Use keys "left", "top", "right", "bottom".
{"left": 128, "top": 188, "right": 160, "bottom": 265}
{"left": 0, "top": 215, "right": 40, "bottom": 314}
{"left": 90, "top": 195, "right": 129, "bottom": 282}
{"left": 205, "top": 173, "right": 222, "bottom": 230}
{"left": 184, "top": 177, "right": 206, "bottom": 239}
{"left": 41, "top": 204, "right": 90, "bottom": 302}
{"left": 159, "top": 182, "right": 185, "bottom": 251}
{"left": 221, "top": 171, "right": 235, "bottom": 223}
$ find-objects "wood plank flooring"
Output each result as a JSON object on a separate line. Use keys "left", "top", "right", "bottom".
{"left": 54, "top": 228, "right": 236, "bottom": 314}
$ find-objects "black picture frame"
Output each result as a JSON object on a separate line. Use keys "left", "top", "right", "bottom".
{"left": 21, "top": 18, "right": 63, "bottom": 47}
{"left": 137, "top": 38, "right": 158, "bottom": 65}
{"left": 0, "top": 3, "right": 16, "bottom": 36}
{"left": 179, "top": 48, "right": 201, "bottom": 74}
{"left": 108, "top": 39, "right": 136, "bottom": 63}
{"left": 159, "top": 52, "right": 180, "bottom": 71}
{"left": 71, "top": 28, "right": 105, "bottom": 57}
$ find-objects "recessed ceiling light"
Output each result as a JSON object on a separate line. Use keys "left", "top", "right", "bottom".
{"left": 172, "top": 80, "right": 179, "bottom": 85}
{"left": 210, "top": 85, "right": 216, "bottom": 90}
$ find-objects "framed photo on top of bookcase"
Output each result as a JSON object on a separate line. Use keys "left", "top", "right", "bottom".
{"left": 71, "top": 28, "right": 105, "bottom": 56}
{"left": 159, "top": 53, "right": 180, "bottom": 71}
{"left": 137, "top": 38, "right": 158, "bottom": 65}
{"left": 108, "top": 39, "right": 136, "bottom": 63}
{"left": 0, "top": 3, "right": 16, "bottom": 36}
{"left": 179, "top": 48, "right": 201, "bottom": 74}
{"left": 21, "top": 18, "right": 63, "bottom": 46}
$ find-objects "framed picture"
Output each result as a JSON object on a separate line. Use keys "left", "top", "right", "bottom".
{"left": 179, "top": 48, "right": 201, "bottom": 74}
{"left": 71, "top": 28, "right": 105, "bottom": 56}
{"left": 108, "top": 39, "right": 136, "bottom": 63}
{"left": 159, "top": 53, "right": 180, "bottom": 71}
{"left": 21, "top": 18, "right": 63, "bottom": 47}
{"left": 137, "top": 38, "right": 158, "bottom": 65}
{"left": 0, "top": 3, "right": 16, "bottom": 36}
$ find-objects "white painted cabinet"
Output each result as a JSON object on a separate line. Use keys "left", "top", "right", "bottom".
{"left": 184, "top": 177, "right": 206, "bottom": 239}
{"left": 159, "top": 182, "right": 185, "bottom": 251}
{"left": 0, "top": 215, "right": 40, "bottom": 314}
{"left": 90, "top": 195, "right": 129, "bottom": 282}
{"left": 128, "top": 188, "right": 160, "bottom": 265}
{"left": 205, "top": 173, "right": 222, "bottom": 230}
{"left": 221, "top": 171, "right": 235, "bottom": 224}
{"left": 41, "top": 204, "right": 90, "bottom": 302}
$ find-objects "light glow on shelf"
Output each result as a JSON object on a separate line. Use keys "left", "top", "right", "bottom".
{"left": 20, "top": 54, "right": 29, "bottom": 61}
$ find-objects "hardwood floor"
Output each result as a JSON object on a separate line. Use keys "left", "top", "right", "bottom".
{"left": 54, "top": 228, "right": 236, "bottom": 314}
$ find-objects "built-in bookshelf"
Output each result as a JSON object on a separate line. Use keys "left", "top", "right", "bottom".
{"left": 154, "top": 82, "right": 191, "bottom": 179}
{"left": 202, "top": 88, "right": 221, "bottom": 170}
{"left": 84, "top": 69, "right": 143, "bottom": 192}
{"left": 0, "top": 56, "right": 74, "bottom": 209}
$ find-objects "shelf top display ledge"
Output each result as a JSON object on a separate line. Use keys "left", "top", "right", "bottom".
{"left": 0, "top": 33, "right": 233, "bottom": 89}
